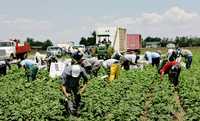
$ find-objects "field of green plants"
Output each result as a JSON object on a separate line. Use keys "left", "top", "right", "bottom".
{"left": 0, "top": 48, "right": 200, "bottom": 121}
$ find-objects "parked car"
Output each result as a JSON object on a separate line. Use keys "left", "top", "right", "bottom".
{"left": 47, "top": 46, "right": 63, "bottom": 57}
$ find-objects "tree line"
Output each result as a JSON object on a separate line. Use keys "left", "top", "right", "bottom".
{"left": 26, "top": 38, "right": 53, "bottom": 50}
{"left": 79, "top": 31, "right": 96, "bottom": 46}
{"left": 79, "top": 30, "right": 200, "bottom": 48}
{"left": 142, "top": 36, "right": 200, "bottom": 47}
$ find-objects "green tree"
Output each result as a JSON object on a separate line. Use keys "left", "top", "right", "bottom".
{"left": 80, "top": 37, "right": 87, "bottom": 45}
{"left": 26, "top": 37, "right": 34, "bottom": 45}
{"left": 42, "top": 39, "right": 53, "bottom": 50}
{"left": 79, "top": 31, "right": 96, "bottom": 46}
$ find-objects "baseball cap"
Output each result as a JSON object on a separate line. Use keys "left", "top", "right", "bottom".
{"left": 71, "top": 65, "right": 81, "bottom": 77}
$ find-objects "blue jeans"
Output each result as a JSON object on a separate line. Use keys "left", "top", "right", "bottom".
{"left": 186, "top": 56, "right": 192, "bottom": 69}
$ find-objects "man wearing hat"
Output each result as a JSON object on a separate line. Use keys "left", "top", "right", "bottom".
{"left": 61, "top": 64, "right": 88, "bottom": 115}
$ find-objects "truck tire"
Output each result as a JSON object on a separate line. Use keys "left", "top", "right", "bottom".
{"left": 24, "top": 53, "right": 28, "bottom": 59}
{"left": 10, "top": 54, "right": 14, "bottom": 61}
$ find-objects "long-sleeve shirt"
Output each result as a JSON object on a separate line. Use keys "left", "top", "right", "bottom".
{"left": 145, "top": 51, "right": 160, "bottom": 63}
{"left": 88, "top": 57, "right": 101, "bottom": 71}
{"left": 102, "top": 59, "right": 119, "bottom": 69}
{"left": 20, "top": 59, "right": 37, "bottom": 68}
{"left": 124, "top": 54, "right": 137, "bottom": 63}
{"left": 160, "top": 61, "right": 177, "bottom": 74}
{"left": 181, "top": 49, "right": 192, "bottom": 57}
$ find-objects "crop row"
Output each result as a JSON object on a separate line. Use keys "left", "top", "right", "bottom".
{"left": 179, "top": 50, "right": 200, "bottom": 120}
{"left": 0, "top": 66, "right": 66, "bottom": 121}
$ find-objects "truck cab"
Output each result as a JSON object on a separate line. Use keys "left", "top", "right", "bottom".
{"left": 0, "top": 41, "right": 16, "bottom": 60}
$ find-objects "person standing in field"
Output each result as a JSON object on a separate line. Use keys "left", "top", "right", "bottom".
{"left": 144, "top": 51, "right": 161, "bottom": 68}
{"left": 18, "top": 59, "right": 38, "bottom": 81}
{"left": 46, "top": 55, "right": 58, "bottom": 72}
{"left": 0, "top": 61, "right": 7, "bottom": 75}
{"left": 61, "top": 64, "right": 88, "bottom": 116}
{"left": 180, "top": 49, "right": 193, "bottom": 69}
{"left": 159, "top": 60, "right": 181, "bottom": 87}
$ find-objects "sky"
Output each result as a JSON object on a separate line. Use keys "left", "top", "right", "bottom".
{"left": 0, "top": 0, "right": 200, "bottom": 44}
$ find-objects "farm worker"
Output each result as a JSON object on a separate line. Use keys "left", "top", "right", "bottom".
{"left": 80, "top": 57, "right": 102, "bottom": 77}
{"left": 87, "top": 57, "right": 103, "bottom": 76}
{"left": 102, "top": 59, "right": 120, "bottom": 81}
{"left": 71, "top": 50, "right": 83, "bottom": 62}
{"left": 79, "top": 58, "right": 92, "bottom": 75}
{"left": 168, "top": 49, "right": 177, "bottom": 61}
{"left": 180, "top": 49, "right": 192, "bottom": 69}
{"left": 159, "top": 60, "right": 181, "bottom": 86}
{"left": 18, "top": 59, "right": 38, "bottom": 81}
{"left": 107, "top": 46, "right": 114, "bottom": 59}
{"left": 35, "top": 52, "right": 46, "bottom": 65}
{"left": 144, "top": 51, "right": 161, "bottom": 68}
{"left": 0, "top": 61, "right": 7, "bottom": 75}
{"left": 112, "top": 50, "right": 122, "bottom": 60}
{"left": 61, "top": 64, "right": 88, "bottom": 115}
{"left": 46, "top": 55, "right": 58, "bottom": 72}
{"left": 122, "top": 51, "right": 140, "bottom": 70}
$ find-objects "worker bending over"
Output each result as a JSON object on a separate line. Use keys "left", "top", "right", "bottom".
{"left": 102, "top": 59, "right": 120, "bottom": 81}
{"left": 180, "top": 49, "right": 192, "bottom": 69}
{"left": 80, "top": 57, "right": 102, "bottom": 77}
{"left": 168, "top": 49, "right": 178, "bottom": 61}
{"left": 159, "top": 60, "right": 181, "bottom": 87}
{"left": 144, "top": 51, "right": 161, "bottom": 68}
{"left": 122, "top": 51, "right": 140, "bottom": 70}
{"left": 18, "top": 59, "right": 38, "bottom": 81}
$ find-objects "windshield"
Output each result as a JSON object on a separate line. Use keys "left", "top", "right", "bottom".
{"left": 0, "top": 42, "right": 12, "bottom": 47}
{"left": 73, "top": 45, "right": 85, "bottom": 49}
{"left": 47, "top": 47, "right": 61, "bottom": 51}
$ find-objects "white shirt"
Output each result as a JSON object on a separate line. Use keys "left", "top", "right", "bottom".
{"left": 124, "top": 54, "right": 136, "bottom": 63}
{"left": 102, "top": 59, "right": 119, "bottom": 69}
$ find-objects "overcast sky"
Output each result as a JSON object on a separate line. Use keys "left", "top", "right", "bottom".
{"left": 0, "top": 0, "right": 200, "bottom": 43}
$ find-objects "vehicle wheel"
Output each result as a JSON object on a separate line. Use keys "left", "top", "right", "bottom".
{"left": 10, "top": 54, "right": 14, "bottom": 61}
{"left": 24, "top": 53, "right": 28, "bottom": 59}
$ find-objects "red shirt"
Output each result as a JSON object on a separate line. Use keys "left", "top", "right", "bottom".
{"left": 160, "top": 61, "right": 177, "bottom": 74}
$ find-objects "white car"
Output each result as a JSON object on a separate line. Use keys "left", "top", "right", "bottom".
{"left": 47, "top": 46, "right": 63, "bottom": 57}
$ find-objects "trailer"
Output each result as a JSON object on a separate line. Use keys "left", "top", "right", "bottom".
{"left": 127, "top": 34, "right": 142, "bottom": 51}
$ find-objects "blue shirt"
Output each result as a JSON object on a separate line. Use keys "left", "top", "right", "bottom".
{"left": 20, "top": 59, "right": 36, "bottom": 68}
{"left": 145, "top": 51, "right": 160, "bottom": 63}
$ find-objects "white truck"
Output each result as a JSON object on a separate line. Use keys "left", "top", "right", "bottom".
{"left": 0, "top": 40, "right": 31, "bottom": 60}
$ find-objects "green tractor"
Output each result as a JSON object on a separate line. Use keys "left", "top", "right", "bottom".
{"left": 96, "top": 43, "right": 114, "bottom": 60}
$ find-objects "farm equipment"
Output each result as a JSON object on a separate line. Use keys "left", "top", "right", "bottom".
{"left": 96, "top": 43, "right": 114, "bottom": 60}
{"left": 96, "top": 27, "right": 126, "bottom": 59}
{"left": 127, "top": 34, "right": 142, "bottom": 51}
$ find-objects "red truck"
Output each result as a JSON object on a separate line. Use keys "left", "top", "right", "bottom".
{"left": 0, "top": 39, "right": 31, "bottom": 60}
{"left": 127, "top": 34, "right": 142, "bottom": 51}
